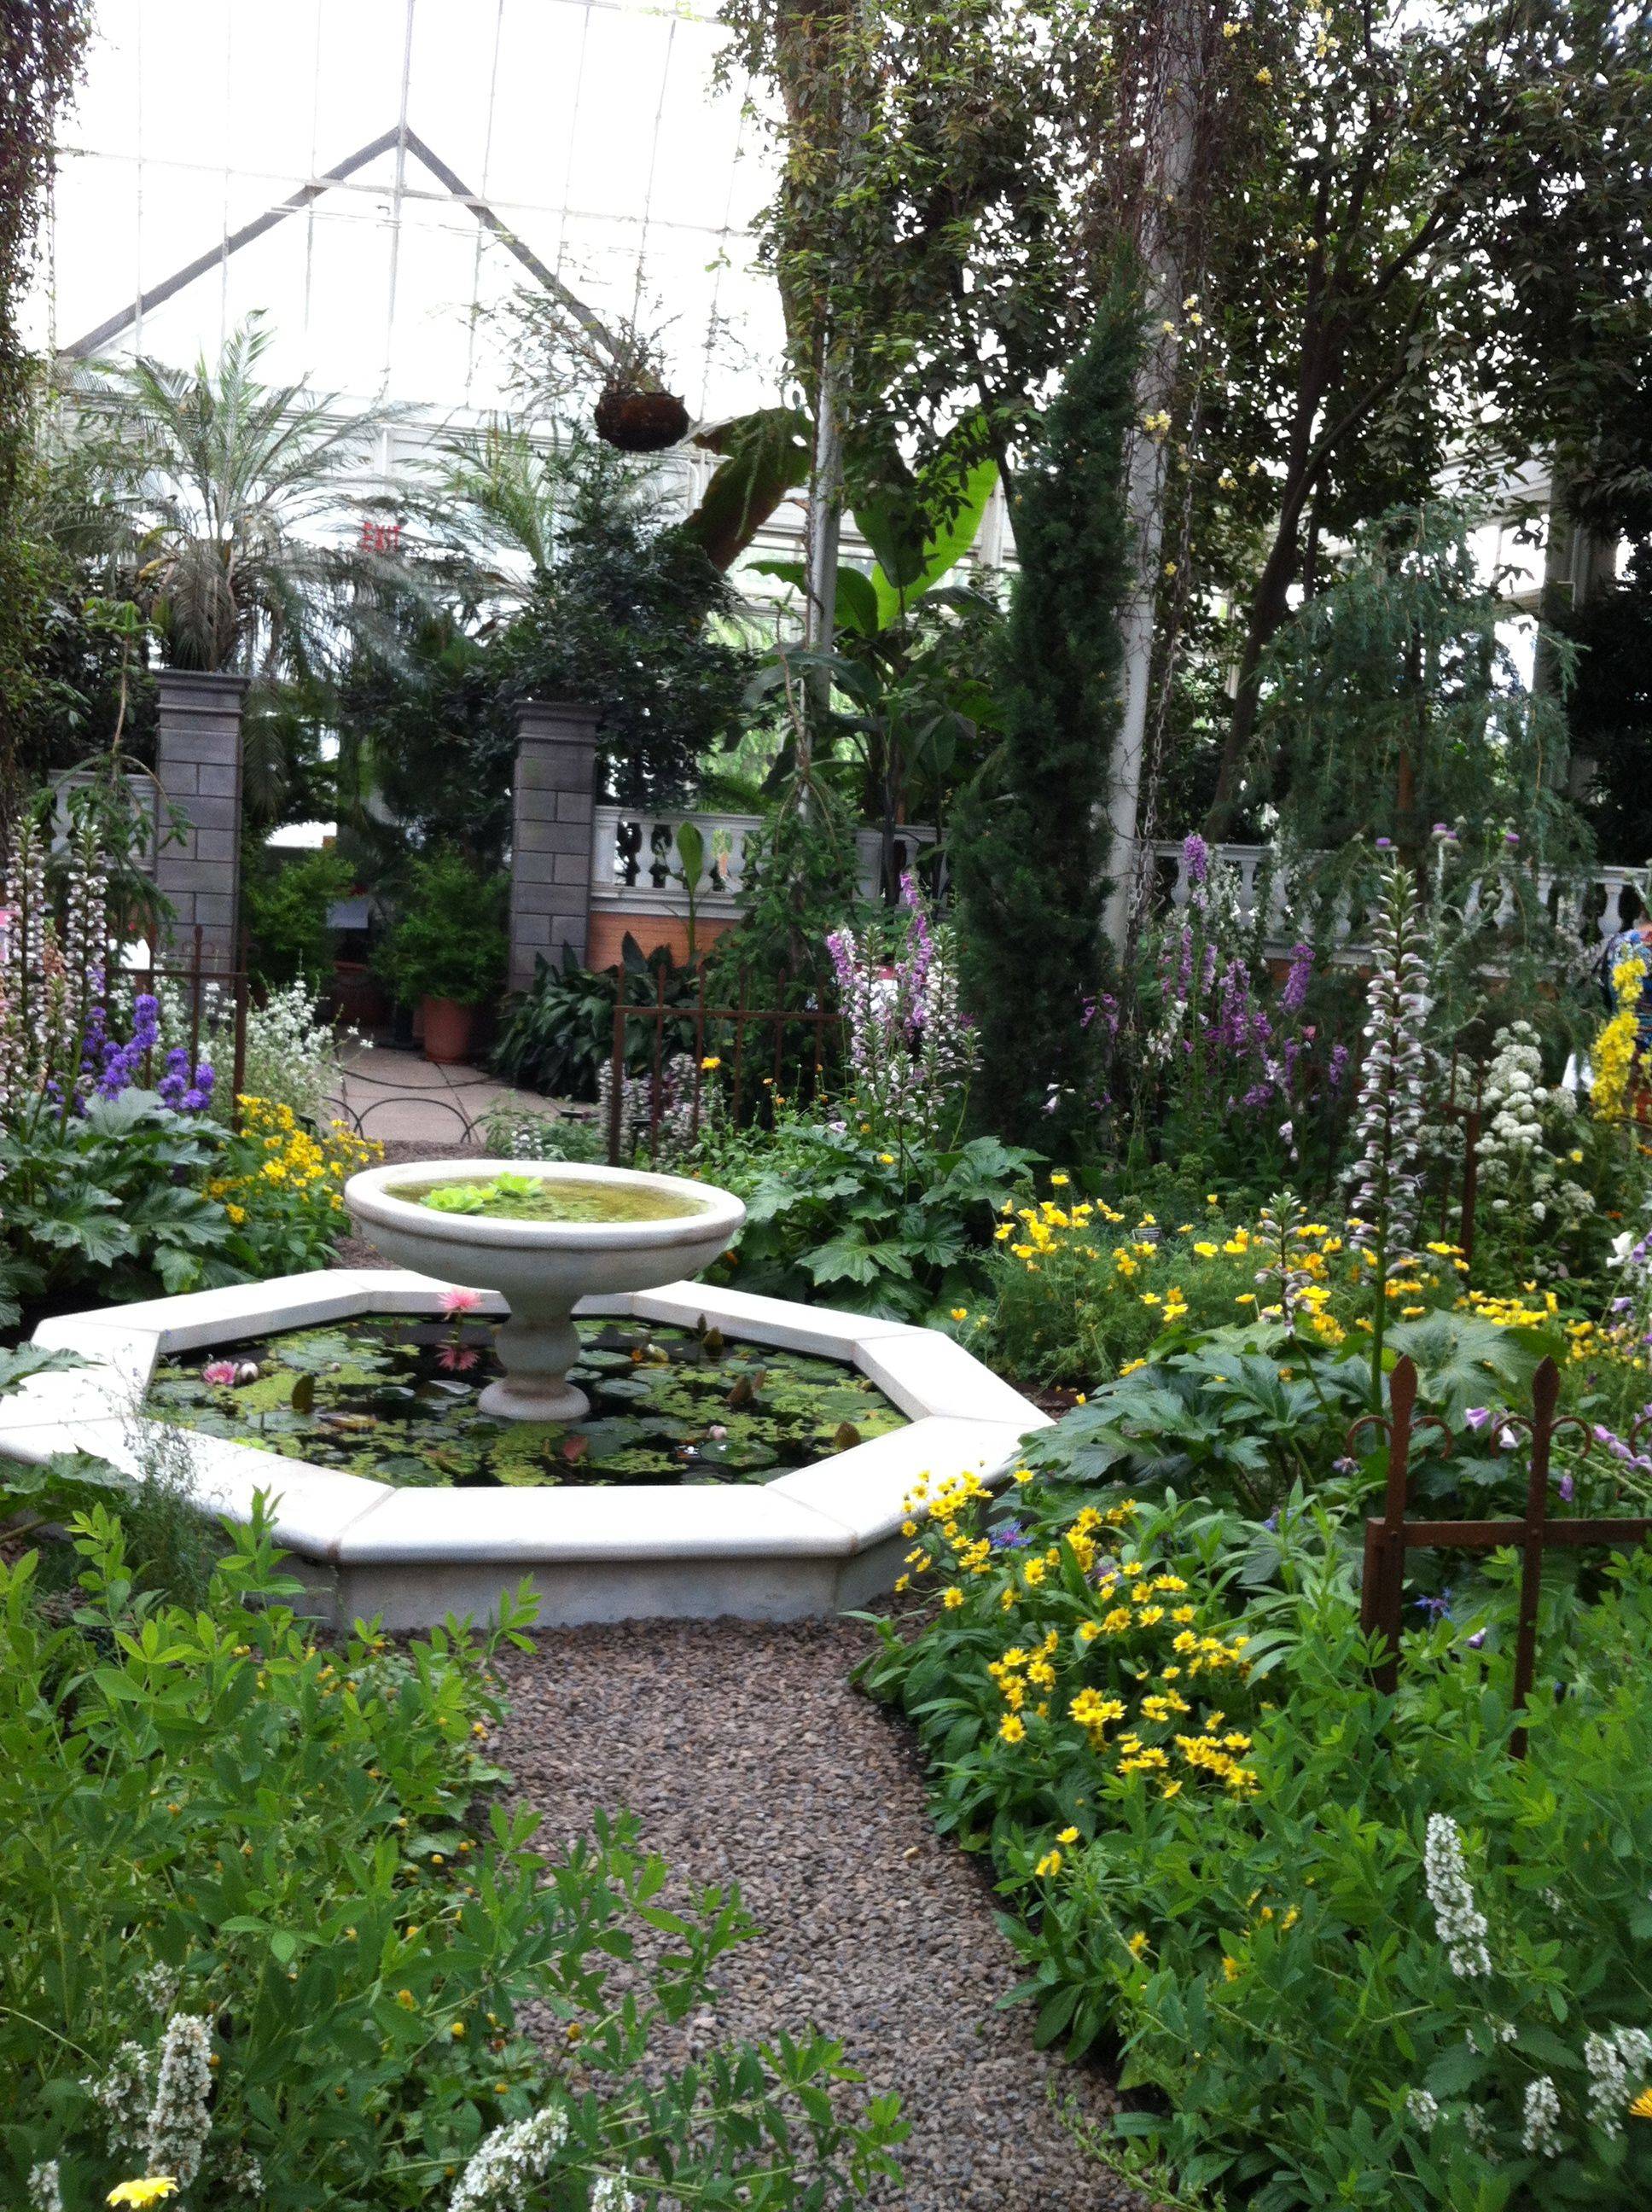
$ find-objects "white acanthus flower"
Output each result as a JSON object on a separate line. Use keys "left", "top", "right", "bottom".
{"left": 1423, "top": 1813, "right": 1492, "bottom": 1978}
{"left": 84, "top": 2040, "right": 155, "bottom": 2157}
{"left": 1521, "top": 2075, "right": 1562, "bottom": 2157}
{"left": 145, "top": 2012, "right": 215, "bottom": 2186}
{"left": 450, "top": 2105, "right": 570, "bottom": 2212}
{"left": 1583, "top": 2026, "right": 1652, "bottom": 2137}
{"left": 1404, "top": 2088, "right": 1440, "bottom": 2130}
{"left": 28, "top": 2162, "right": 63, "bottom": 2212}
{"left": 590, "top": 2180, "right": 640, "bottom": 2212}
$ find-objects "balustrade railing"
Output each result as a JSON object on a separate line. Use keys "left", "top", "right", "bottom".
{"left": 1145, "top": 841, "right": 1645, "bottom": 952}
{"left": 590, "top": 806, "right": 936, "bottom": 916}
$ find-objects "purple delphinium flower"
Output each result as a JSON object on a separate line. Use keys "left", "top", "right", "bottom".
{"left": 1415, "top": 1589, "right": 1453, "bottom": 1623}
{"left": 1182, "top": 831, "right": 1209, "bottom": 888}
{"left": 1282, "top": 941, "right": 1312, "bottom": 1014}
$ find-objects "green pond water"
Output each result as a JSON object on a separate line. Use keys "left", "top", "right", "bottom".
{"left": 143, "top": 1313, "right": 905, "bottom": 1487}
{"left": 390, "top": 1170, "right": 705, "bottom": 1224}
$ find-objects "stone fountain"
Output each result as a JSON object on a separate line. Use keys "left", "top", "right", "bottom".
{"left": 343, "top": 1158, "right": 747, "bottom": 1422}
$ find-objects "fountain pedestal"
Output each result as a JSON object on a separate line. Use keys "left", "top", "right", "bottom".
{"left": 480, "top": 1308, "right": 589, "bottom": 1422}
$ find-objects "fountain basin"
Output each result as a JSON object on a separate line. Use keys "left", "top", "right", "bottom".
{"left": 345, "top": 1158, "right": 746, "bottom": 1423}
{"left": 9, "top": 1271, "right": 1049, "bottom": 1628}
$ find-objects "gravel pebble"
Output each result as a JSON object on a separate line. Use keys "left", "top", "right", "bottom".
{"left": 349, "top": 1147, "right": 1156, "bottom": 2209}
{"left": 497, "top": 1620, "right": 1155, "bottom": 2212}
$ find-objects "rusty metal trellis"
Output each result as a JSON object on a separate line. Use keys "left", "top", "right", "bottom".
{"left": 1354, "top": 1353, "right": 1652, "bottom": 1756}
{"left": 606, "top": 966, "right": 842, "bottom": 1167}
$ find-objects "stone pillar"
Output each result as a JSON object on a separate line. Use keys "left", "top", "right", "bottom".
{"left": 152, "top": 669, "right": 248, "bottom": 971}
{"left": 509, "top": 700, "right": 601, "bottom": 995}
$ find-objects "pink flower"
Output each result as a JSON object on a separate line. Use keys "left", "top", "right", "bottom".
{"left": 708, "top": 1423, "right": 728, "bottom": 1440}
{"left": 202, "top": 1359, "right": 237, "bottom": 1387}
{"left": 439, "top": 1287, "right": 483, "bottom": 1315}
{"left": 437, "top": 1343, "right": 480, "bottom": 1372}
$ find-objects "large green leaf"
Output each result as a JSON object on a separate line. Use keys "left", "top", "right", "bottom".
{"left": 868, "top": 448, "right": 998, "bottom": 629}
{"left": 679, "top": 407, "right": 812, "bottom": 571}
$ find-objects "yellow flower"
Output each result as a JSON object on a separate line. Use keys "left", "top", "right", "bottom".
{"left": 1057, "top": 1825, "right": 1079, "bottom": 1844}
{"left": 942, "top": 1586, "right": 963, "bottom": 1610}
{"left": 878, "top": 1152, "right": 895, "bottom": 1165}
{"left": 1000, "top": 1714, "right": 1026, "bottom": 1743}
{"left": 701, "top": 1055, "right": 722, "bottom": 1070}
{"left": 1035, "top": 1848, "right": 1063, "bottom": 1877}
{"left": 1630, "top": 2087, "right": 1652, "bottom": 2120}
{"left": 1050, "top": 1172, "right": 1069, "bottom": 1187}
{"left": 108, "top": 2185, "right": 178, "bottom": 2209}
{"left": 950, "top": 1307, "right": 969, "bottom": 1322}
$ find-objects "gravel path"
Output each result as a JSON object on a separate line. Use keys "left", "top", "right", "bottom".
{"left": 346, "top": 1147, "right": 1151, "bottom": 2209}
{"left": 496, "top": 1621, "right": 1151, "bottom": 2212}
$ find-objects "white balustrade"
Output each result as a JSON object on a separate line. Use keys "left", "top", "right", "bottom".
{"left": 589, "top": 805, "right": 936, "bottom": 917}
{"left": 1145, "top": 841, "right": 1647, "bottom": 955}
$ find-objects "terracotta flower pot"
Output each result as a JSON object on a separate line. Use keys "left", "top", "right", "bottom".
{"left": 593, "top": 385, "right": 690, "bottom": 453}
{"left": 420, "top": 995, "right": 475, "bottom": 1065}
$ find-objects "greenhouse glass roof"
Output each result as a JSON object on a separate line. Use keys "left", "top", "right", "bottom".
{"left": 30, "top": 0, "right": 785, "bottom": 427}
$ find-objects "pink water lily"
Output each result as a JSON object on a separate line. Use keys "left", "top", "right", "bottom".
{"left": 202, "top": 1359, "right": 238, "bottom": 1387}
{"left": 439, "top": 1287, "right": 483, "bottom": 1315}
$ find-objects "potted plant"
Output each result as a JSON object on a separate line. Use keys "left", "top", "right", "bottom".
{"left": 375, "top": 850, "right": 509, "bottom": 1064}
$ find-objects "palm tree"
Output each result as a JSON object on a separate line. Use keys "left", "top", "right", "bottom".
{"left": 65, "top": 313, "right": 394, "bottom": 682}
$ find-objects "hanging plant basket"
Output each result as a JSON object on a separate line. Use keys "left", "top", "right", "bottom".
{"left": 594, "top": 383, "right": 690, "bottom": 453}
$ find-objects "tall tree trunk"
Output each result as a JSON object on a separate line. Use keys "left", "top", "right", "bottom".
{"left": 1102, "top": 0, "right": 1206, "bottom": 952}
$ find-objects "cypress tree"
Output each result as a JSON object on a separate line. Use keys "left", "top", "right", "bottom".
{"left": 953, "top": 277, "right": 1140, "bottom": 1148}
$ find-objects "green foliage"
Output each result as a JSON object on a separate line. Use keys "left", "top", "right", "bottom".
{"left": 497, "top": 439, "right": 757, "bottom": 806}
{"left": 479, "top": 1103, "right": 608, "bottom": 1163}
{"left": 335, "top": 610, "right": 516, "bottom": 872}
{"left": 0, "top": 2, "right": 90, "bottom": 805}
{"left": 492, "top": 938, "right": 700, "bottom": 1103}
{"left": 1563, "top": 554, "right": 1652, "bottom": 864}
{"left": 0, "top": 1510, "right": 905, "bottom": 2209}
{"left": 1259, "top": 508, "right": 1587, "bottom": 871}
{"left": 867, "top": 1468, "right": 1652, "bottom": 2209}
{"left": 953, "top": 284, "right": 1140, "bottom": 1149}
{"left": 0, "top": 1091, "right": 243, "bottom": 1306}
{"left": 706, "top": 766, "right": 863, "bottom": 1005}
{"left": 241, "top": 846, "right": 354, "bottom": 992}
{"left": 375, "top": 849, "right": 509, "bottom": 1011}
{"left": 703, "top": 1110, "right": 1037, "bottom": 1321}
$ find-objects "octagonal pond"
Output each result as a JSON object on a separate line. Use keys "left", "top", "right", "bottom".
{"left": 142, "top": 1310, "right": 908, "bottom": 1488}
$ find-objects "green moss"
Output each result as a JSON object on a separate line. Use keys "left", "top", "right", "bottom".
{"left": 143, "top": 1313, "right": 905, "bottom": 1490}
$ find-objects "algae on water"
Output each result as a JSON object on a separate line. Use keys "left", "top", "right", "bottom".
{"left": 389, "top": 1169, "right": 706, "bottom": 1224}
{"left": 143, "top": 1313, "right": 905, "bottom": 1488}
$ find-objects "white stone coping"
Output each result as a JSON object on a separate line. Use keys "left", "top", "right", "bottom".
{"left": 15, "top": 1269, "right": 1049, "bottom": 1579}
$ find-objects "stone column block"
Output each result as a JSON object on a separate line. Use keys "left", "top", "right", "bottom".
{"left": 153, "top": 669, "right": 247, "bottom": 973}
{"left": 509, "top": 701, "right": 601, "bottom": 995}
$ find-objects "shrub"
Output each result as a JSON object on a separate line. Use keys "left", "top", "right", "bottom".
{"left": 0, "top": 1090, "right": 241, "bottom": 1306}
{"left": 210, "top": 1097, "right": 381, "bottom": 1273}
{"left": 492, "top": 939, "right": 698, "bottom": 1103}
{"left": 375, "top": 850, "right": 508, "bottom": 1011}
{"left": 867, "top": 1470, "right": 1652, "bottom": 2208}
{"left": 241, "top": 847, "right": 355, "bottom": 992}
{"left": 0, "top": 1508, "right": 905, "bottom": 2210}
{"left": 479, "top": 1103, "right": 607, "bottom": 1163}
{"left": 698, "top": 1105, "right": 1037, "bottom": 1321}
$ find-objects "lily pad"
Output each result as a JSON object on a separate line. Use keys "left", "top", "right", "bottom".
{"left": 143, "top": 1311, "right": 906, "bottom": 1491}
